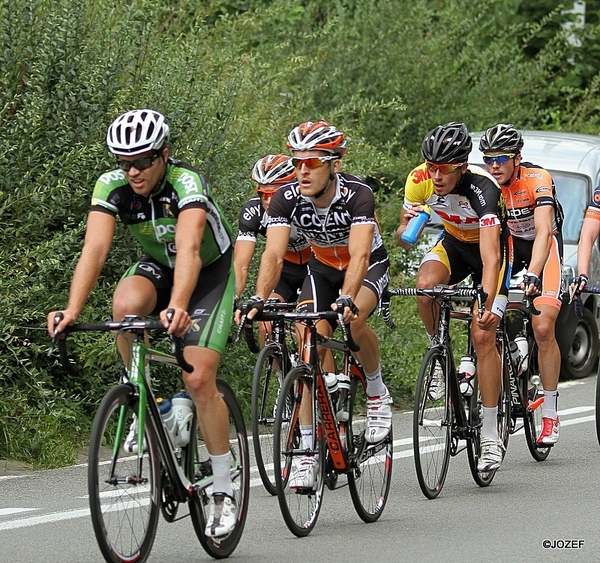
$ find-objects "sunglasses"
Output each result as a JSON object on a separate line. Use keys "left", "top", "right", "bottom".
{"left": 116, "top": 152, "right": 161, "bottom": 172}
{"left": 291, "top": 155, "right": 337, "bottom": 169}
{"left": 482, "top": 154, "right": 515, "bottom": 166}
{"left": 425, "top": 161, "right": 463, "bottom": 174}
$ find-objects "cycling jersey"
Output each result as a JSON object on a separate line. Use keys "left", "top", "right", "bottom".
{"left": 583, "top": 185, "right": 600, "bottom": 221}
{"left": 501, "top": 162, "right": 563, "bottom": 241}
{"left": 236, "top": 195, "right": 311, "bottom": 265}
{"left": 267, "top": 173, "right": 385, "bottom": 271}
{"left": 403, "top": 163, "right": 508, "bottom": 243}
{"left": 91, "top": 158, "right": 233, "bottom": 268}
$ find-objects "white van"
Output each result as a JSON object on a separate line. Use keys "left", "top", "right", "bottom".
{"left": 469, "top": 130, "right": 600, "bottom": 379}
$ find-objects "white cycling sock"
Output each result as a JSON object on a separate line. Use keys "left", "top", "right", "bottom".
{"left": 365, "top": 366, "right": 386, "bottom": 397}
{"left": 300, "top": 425, "right": 313, "bottom": 450}
{"left": 542, "top": 390, "right": 558, "bottom": 419}
{"left": 210, "top": 452, "right": 233, "bottom": 497}
{"left": 481, "top": 407, "right": 499, "bottom": 440}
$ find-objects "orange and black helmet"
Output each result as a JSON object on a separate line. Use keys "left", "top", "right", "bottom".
{"left": 286, "top": 121, "right": 346, "bottom": 157}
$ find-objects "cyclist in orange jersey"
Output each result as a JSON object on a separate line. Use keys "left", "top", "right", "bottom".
{"left": 398, "top": 122, "right": 511, "bottom": 472}
{"left": 480, "top": 124, "right": 564, "bottom": 446}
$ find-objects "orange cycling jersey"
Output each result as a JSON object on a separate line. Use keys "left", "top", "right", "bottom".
{"left": 403, "top": 163, "right": 507, "bottom": 243}
{"left": 501, "top": 162, "right": 563, "bottom": 241}
{"left": 584, "top": 185, "right": 600, "bottom": 221}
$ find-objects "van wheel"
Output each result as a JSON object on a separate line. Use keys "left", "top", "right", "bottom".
{"left": 561, "top": 308, "right": 599, "bottom": 379}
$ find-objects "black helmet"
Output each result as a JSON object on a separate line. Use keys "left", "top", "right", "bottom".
{"left": 421, "top": 122, "right": 472, "bottom": 163}
{"left": 479, "top": 123, "right": 523, "bottom": 153}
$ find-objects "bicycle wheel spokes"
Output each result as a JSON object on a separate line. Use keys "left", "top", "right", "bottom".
{"left": 413, "top": 348, "right": 451, "bottom": 499}
{"left": 347, "top": 375, "right": 392, "bottom": 522}
{"left": 88, "top": 384, "right": 160, "bottom": 563}
{"left": 251, "top": 343, "right": 284, "bottom": 495}
{"left": 187, "top": 379, "right": 250, "bottom": 559}
{"left": 274, "top": 366, "right": 324, "bottom": 537}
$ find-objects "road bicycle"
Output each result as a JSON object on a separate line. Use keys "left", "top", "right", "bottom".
{"left": 49, "top": 313, "right": 250, "bottom": 562}
{"left": 387, "top": 285, "right": 511, "bottom": 499}
{"left": 246, "top": 301, "right": 298, "bottom": 495}
{"left": 242, "top": 308, "right": 393, "bottom": 537}
{"left": 503, "top": 291, "right": 551, "bottom": 462}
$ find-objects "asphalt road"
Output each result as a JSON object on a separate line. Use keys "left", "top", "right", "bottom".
{"left": 1, "top": 375, "right": 598, "bottom": 563}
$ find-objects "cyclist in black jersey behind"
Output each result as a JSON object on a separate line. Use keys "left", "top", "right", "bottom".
{"left": 47, "top": 109, "right": 239, "bottom": 538}
{"left": 238, "top": 121, "right": 392, "bottom": 489}
{"left": 397, "top": 122, "right": 512, "bottom": 472}
{"left": 234, "top": 154, "right": 311, "bottom": 305}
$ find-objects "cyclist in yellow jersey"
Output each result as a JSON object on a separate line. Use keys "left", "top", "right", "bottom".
{"left": 397, "top": 122, "right": 512, "bottom": 472}
{"left": 480, "top": 124, "right": 564, "bottom": 446}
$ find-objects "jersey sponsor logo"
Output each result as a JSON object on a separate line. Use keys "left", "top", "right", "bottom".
{"left": 242, "top": 205, "right": 261, "bottom": 222}
{"left": 98, "top": 170, "right": 126, "bottom": 184}
{"left": 162, "top": 203, "right": 175, "bottom": 218}
{"left": 594, "top": 191, "right": 600, "bottom": 204}
{"left": 178, "top": 171, "right": 200, "bottom": 195}
{"left": 436, "top": 210, "right": 479, "bottom": 225}
{"left": 155, "top": 223, "right": 177, "bottom": 239}
{"left": 139, "top": 262, "right": 163, "bottom": 280}
{"left": 525, "top": 172, "right": 544, "bottom": 181}
{"left": 411, "top": 168, "right": 430, "bottom": 184}
{"left": 480, "top": 214, "right": 500, "bottom": 227}
{"left": 514, "top": 190, "right": 527, "bottom": 196}
{"left": 507, "top": 206, "right": 533, "bottom": 219}
{"left": 469, "top": 184, "right": 486, "bottom": 207}
{"left": 535, "top": 186, "right": 551, "bottom": 193}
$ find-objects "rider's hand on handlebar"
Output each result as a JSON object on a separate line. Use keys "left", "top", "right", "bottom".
{"left": 569, "top": 274, "right": 588, "bottom": 303}
{"left": 333, "top": 295, "right": 359, "bottom": 324}
{"left": 521, "top": 272, "right": 542, "bottom": 296}
{"left": 234, "top": 295, "right": 264, "bottom": 325}
{"left": 47, "top": 310, "right": 77, "bottom": 338}
{"left": 160, "top": 306, "right": 191, "bottom": 337}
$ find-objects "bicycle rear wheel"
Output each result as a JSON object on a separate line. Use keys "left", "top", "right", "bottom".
{"left": 413, "top": 347, "right": 451, "bottom": 499}
{"left": 88, "top": 384, "right": 160, "bottom": 563}
{"left": 187, "top": 379, "right": 250, "bottom": 559}
{"left": 251, "top": 343, "right": 284, "bottom": 495}
{"left": 348, "top": 373, "right": 393, "bottom": 522}
{"left": 523, "top": 340, "right": 551, "bottom": 461}
{"left": 273, "top": 366, "right": 325, "bottom": 537}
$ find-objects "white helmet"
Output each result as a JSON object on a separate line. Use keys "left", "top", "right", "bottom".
{"left": 106, "top": 109, "right": 170, "bottom": 156}
{"left": 252, "top": 154, "right": 295, "bottom": 188}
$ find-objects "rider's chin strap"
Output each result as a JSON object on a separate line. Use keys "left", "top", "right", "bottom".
{"left": 313, "top": 162, "right": 336, "bottom": 199}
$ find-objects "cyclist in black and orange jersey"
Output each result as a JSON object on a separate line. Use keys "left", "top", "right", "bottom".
{"left": 46, "top": 109, "right": 238, "bottom": 538}
{"left": 238, "top": 120, "right": 392, "bottom": 488}
{"left": 234, "top": 154, "right": 311, "bottom": 305}
{"left": 480, "top": 124, "right": 564, "bottom": 446}
{"left": 397, "top": 122, "right": 512, "bottom": 472}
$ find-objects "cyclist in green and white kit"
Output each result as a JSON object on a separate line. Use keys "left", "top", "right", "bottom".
{"left": 47, "top": 109, "right": 238, "bottom": 537}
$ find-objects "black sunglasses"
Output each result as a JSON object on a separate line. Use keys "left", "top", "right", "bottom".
{"left": 116, "top": 152, "right": 161, "bottom": 172}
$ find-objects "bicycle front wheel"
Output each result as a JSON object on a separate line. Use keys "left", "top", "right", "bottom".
{"left": 523, "top": 340, "right": 551, "bottom": 461}
{"left": 251, "top": 343, "right": 284, "bottom": 495}
{"left": 187, "top": 379, "right": 250, "bottom": 559}
{"left": 273, "top": 366, "right": 325, "bottom": 537}
{"left": 88, "top": 384, "right": 160, "bottom": 563}
{"left": 348, "top": 373, "right": 393, "bottom": 522}
{"left": 413, "top": 347, "right": 451, "bottom": 499}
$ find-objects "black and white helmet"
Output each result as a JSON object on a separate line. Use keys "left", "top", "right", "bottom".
{"left": 479, "top": 123, "right": 524, "bottom": 153}
{"left": 421, "top": 122, "right": 472, "bottom": 163}
{"left": 106, "top": 109, "right": 170, "bottom": 156}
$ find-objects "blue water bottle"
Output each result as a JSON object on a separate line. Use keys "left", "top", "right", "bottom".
{"left": 401, "top": 205, "right": 431, "bottom": 246}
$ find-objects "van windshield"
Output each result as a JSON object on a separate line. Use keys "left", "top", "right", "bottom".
{"left": 551, "top": 171, "right": 589, "bottom": 244}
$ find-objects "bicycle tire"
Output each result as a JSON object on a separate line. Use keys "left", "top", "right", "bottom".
{"left": 273, "top": 366, "right": 325, "bottom": 537}
{"left": 413, "top": 347, "right": 451, "bottom": 499}
{"left": 88, "top": 384, "right": 160, "bottom": 563}
{"left": 348, "top": 373, "right": 393, "bottom": 521}
{"left": 251, "top": 343, "right": 285, "bottom": 495}
{"left": 187, "top": 378, "right": 250, "bottom": 559}
{"left": 523, "top": 339, "right": 551, "bottom": 461}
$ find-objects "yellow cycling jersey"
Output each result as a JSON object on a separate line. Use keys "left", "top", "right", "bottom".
{"left": 403, "top": 163, "right": 507, "bottom": 243}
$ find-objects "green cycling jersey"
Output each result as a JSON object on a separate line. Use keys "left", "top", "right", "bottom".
{"left": 91, "top": 158, "right": 233, "bottom": 268}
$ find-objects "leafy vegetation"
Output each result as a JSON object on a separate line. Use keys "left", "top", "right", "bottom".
{"left": 2, "top": 0, "right": 600, "bottom": 467}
